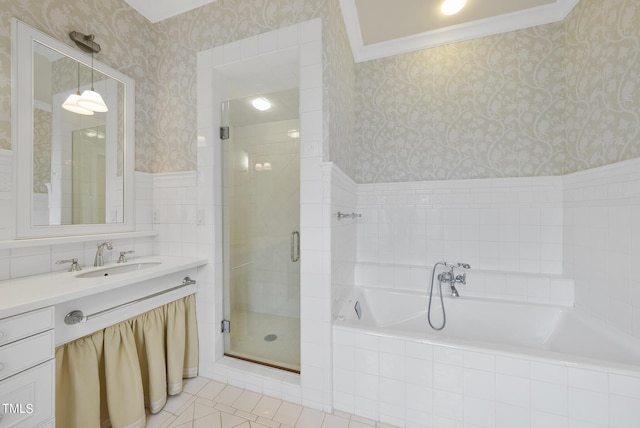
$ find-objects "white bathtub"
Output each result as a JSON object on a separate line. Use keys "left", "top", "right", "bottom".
{"left": 333, "top": 287, "right": 640, "bottom": 427}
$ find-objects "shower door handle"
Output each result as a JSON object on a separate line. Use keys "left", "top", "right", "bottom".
{"left": 291, "top": 231, "right": 300, "bottom": 262}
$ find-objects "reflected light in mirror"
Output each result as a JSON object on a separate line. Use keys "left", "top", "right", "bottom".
{"left": 62, "top": 62, "right": 94, "bottom": 115}
{"left": 251, "top": 97, "right": 271, "bottom": 111}
{"left": 77, "top": 89, "right": 109, "bottom": 112}
{"left": 62, "top": 93, "right": 94, "bottom": 115}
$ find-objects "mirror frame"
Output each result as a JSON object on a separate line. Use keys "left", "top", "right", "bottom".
{"left": 11, "top": 19, "right": 135, "bottom": 238}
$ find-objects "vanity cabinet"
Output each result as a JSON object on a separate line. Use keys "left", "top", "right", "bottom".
{"left": 0, "top": 307, "right": 54, "bottom": 427}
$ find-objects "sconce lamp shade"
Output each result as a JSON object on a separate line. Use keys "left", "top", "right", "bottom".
{"left": 62, "top": 93, "right": 94, "bottom": 115}
{"left": 77, "top": 89, "right": 109, "bottom": 112}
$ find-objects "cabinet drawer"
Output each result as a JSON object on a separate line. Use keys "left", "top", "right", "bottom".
{"left": 0, "top": 308, "right": 54, "bottom": 347}
{"left": 0, "top": 332, "right": 54, "bottom": 382}
{"left": 0, "top": 360, "right": 54, "bottom": 428}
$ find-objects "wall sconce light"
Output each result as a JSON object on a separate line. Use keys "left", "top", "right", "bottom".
{"left": 68, "top": 31, "right": 108, "bottom": 113}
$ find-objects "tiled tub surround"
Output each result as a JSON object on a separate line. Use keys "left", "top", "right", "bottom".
{"left": 354, "top": 175, "right": 572, "bottom": 305}
{"left": 333, "top": 287, "right": 640, "bottom": 428}
{"left": 356, "top": 176, "right": 564, "bottom": 276}
{"left": 563, "top": 157, "right": 640, "bottom": 339}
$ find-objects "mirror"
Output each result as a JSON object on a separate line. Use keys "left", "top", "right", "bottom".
{"left": 12, "top": 20, "right": 135, "bottom": 238}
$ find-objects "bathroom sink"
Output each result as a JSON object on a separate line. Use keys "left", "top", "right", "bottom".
{"left": 76, "top": 262, "right": 162, "bottom": 278}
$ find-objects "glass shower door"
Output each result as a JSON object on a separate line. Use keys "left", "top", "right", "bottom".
{"left": 221, "top": 89, "right": 301, "bottom": 372}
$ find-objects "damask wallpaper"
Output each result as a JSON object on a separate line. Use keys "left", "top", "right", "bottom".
{"left": 150, "top": 0, "right": 354, "bottom": 174}
{"left": 563, "top": 0, "right": 640, "bottom": 173}
{"left": 1, "top": 0, "right": 354, "bottom": 174}
{"left": 354, "top": 24, "right": 566, "bottom": 183}
{"left": 353, "top": 0, "right": 640, "bottom": 183}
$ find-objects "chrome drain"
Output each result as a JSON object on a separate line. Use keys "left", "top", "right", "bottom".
{"left": 264, "top": 334, "right": 277, "bottom": 342}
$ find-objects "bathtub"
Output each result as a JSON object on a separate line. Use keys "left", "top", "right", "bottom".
{"left": 333, "top": 287, "right": 640, "bottom": 428}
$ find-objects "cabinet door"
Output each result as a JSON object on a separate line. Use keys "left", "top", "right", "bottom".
{"left": 0, "top": 360, "right": 54, "bottom": 428}
{"left": 0, "top": 331, "right": 54, "bottom": 382}
{"left": 0, "top": 308, "right": 54, "bottom": 347}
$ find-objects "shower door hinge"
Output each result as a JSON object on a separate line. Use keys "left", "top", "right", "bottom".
{"left": 220, "top": 126, "right": 229, "bottom": 140}
{"left": 221, "top": 319, "right": 231, "bottom": 333}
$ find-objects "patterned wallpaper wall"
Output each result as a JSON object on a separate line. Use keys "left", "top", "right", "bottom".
{"left": 150, "top": 0, "right": 354, "bottom": 174}
{"left": 4, "top": 0, "right": 639, "bottom": 180}
{"left": 564, "top": 0, "right": 640, "bottom": 173}
{"left": 353, "top": 0, "right": 640, "bottom": 183}
{"left": 1, "top": 0, "right": 354, "bottom": 175}
{"left": 354, "top": 24, "right": 566, "bottom": 183}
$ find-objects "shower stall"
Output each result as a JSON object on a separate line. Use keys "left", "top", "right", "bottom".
{"left": 221, "top": 88, "right": 301, "bottom": 372}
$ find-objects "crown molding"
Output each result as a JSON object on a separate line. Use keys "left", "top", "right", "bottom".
{"left": 340, "top": 0, "right": 581, "bottom": 63}
{"left": 124, "top": 0, "right": 217, "bottom": 23}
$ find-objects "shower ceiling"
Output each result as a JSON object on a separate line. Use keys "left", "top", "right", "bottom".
{"left": 123, "top": 0, "right": 580, "bottom": 61}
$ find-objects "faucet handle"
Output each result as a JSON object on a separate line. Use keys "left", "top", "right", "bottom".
{"left": 117, "top": 250, "right": 135, "bottom": 264}
{"left": 455, "top": 273, "right": 467, "bottom": 285}
{"left": 56, "top": 258, "right": 82, "bottom": 272}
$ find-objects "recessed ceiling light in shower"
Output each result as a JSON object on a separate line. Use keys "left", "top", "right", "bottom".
{"left": 251, "top": 97, "right": 271, "bottom": 111}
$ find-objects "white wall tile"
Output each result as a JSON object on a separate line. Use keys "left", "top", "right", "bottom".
{"left": 568, "top": 388, "right": 608, "bottom": 425}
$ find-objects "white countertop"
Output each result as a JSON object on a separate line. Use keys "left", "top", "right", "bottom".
{"left": 0, "top": 256, "right": 208, "bottom": 319}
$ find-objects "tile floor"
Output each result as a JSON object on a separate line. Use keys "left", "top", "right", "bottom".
{"left": 146, "top": 376, "right": 397, "bottom": 428}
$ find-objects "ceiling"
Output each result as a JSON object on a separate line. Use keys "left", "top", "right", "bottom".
{"left": 122, "top": 0, "right": 580, "bottom": 62}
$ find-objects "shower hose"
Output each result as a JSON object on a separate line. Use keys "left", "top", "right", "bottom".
{"left": 427, "top": 261, "right": 447, "bottom": 330}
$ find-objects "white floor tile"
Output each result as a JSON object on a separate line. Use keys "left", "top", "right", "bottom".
{"left": 217, "top": 385, "right": 244, "bottom": 406}
{"left": 194, "top": 413, "right": 221, "bottom": 428}
{"left": 194, "top": 402, "right": 218, "bottom": 420}
{"left": 273, "top": 401, "right": 302, "bottom": 425}
{"left": 164, "top": 392, "right": 197, "bottom": 415}
{"left": 147, "top": 377, "right": 400, "bottom": 428}
{"left": 233, "top": 390, "right": 263, "bottom": 412}
{"left": 221, "top": 412, "right": 248, "bottom": 428}
{"left": 170, "top": 403, "right": 195, "bottom": 426}
{"left": 183, "top": 377, "right": 211, "bottom": 395}
{"left": 146, "top": 410, "right": 176, "bottom": 428}
{"left": 296, "top": 407, "right": 325, "bottom": 427}
{"left": 252, "top": 395, "right": 283, "bottom": 419}
{"left": 197, "top": 380, "right": 227, "bottom": 401}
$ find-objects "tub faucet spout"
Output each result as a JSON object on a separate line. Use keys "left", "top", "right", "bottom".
{"left": 450, "top": 284, "right": 459, "bottom": 297}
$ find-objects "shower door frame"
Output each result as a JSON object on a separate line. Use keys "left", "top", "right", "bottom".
{"left": 195, "top": 18, "right": 333, "bottom": 412}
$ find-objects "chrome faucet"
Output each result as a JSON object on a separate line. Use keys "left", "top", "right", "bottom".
{"left": 437, "top": 262, "right": 470, "bottom": 297}
{"left": 94, "top": 241, "right": 113, "bottom": 267}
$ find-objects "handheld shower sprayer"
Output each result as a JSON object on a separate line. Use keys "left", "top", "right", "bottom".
{"left": 427, "top": 261, "right": 471, "bottom": 330}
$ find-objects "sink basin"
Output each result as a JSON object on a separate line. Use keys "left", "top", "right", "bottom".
{"left": 76, "top": 262, "right": 162, "bottom": 278}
